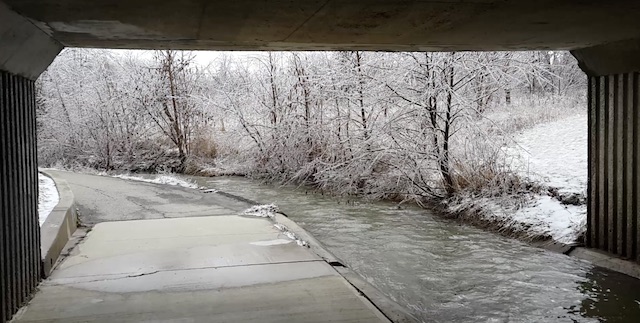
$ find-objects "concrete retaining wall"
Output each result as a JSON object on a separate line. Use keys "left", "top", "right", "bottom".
{"left": 39, "top": 170, "right": 78, "bottom": 277}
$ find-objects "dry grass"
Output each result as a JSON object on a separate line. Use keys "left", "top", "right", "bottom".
{"left": 190, "top": 135, "right": 218, "bottom": 159}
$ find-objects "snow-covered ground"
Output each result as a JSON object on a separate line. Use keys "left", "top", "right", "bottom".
{"left": 509, "top": 114, "right": 587, "bottom": 194}
{"left": 112, "top": 173, "right": 199, "bottom": 189}
{"left": 38, "top": 173, "right": 59, "bottom": 225}
{"left": 507, "top": 114, "right": 588, "bottom": 243}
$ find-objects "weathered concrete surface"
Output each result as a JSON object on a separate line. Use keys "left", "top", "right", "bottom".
{"left": 12, "top": 172, "right": 404, "bottom": 322}
{"left": 0, "top": 2, "right": 61, "bottom": 79}
{"left": 45, "top": 170, "right": 249, "bottom": 225}
{"left": 572, "top": 38, "right": 640, "bottom": 76}
{"left": 3, "top": 0, "right": 640, "bottom": 52}
{"left": 14, "top": 211, "right": 391, "bottom": 322}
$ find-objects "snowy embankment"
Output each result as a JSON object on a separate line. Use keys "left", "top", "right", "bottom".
{"left": 506, "top": 114, "right": 588, "bottom": 244}
{"left": 38, "top": 173, "right": 59, "bottom": 225}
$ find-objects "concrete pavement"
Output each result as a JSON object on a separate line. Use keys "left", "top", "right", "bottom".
{"left": 47, "top": 170, "right": 250, "bottom": 225}
{"left": 13, "top": 171, "right": 395, "bottom": 322}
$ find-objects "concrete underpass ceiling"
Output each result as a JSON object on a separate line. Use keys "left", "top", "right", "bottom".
{"left": 4, "top": 0, "right": 640, "bottom": 51}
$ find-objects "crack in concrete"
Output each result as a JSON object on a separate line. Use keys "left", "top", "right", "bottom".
{"left": 44, "top": 259, "right": 325, "bottom": 285}
{"left": 282, "top": 0, "right": 331, "bottom": 42}
{"left": 45, "top": 270, "right": 162, "bottom": 285}
{"left": 127, "top": 270, "right": 160, "bottom": 278}
{"left": 72, "top": 182, "right": 116, "bottom": 199}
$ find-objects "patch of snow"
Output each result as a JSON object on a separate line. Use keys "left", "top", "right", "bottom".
{"left": 505, "top": 114, "right": 588, "bottom": 243}
{"left": 446, "top": 193, "right": 585, "bottom": 243}
{"left": 512, "top": 196, "right": 586, "bottom": 244}
{"left": 274, "top": 223, "right": 309, "bottom": 247}
{"left": 243, "top": 204, "right": 279, "bottom": 218}
{"left": 242, "top": 204, "right": 308, "bottom": 246}
{"left": 112, "top": 174, "right": 199, "bottom": 189}
{"left": 201, "top": 188, "right": 218, "bottom": 193}
{"left": 38, "top": 173, "right": 59, "bottom": 226}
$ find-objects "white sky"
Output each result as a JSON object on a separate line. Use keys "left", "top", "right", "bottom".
{"left": 108, "top": 49, "right": 265, "bottom": 67}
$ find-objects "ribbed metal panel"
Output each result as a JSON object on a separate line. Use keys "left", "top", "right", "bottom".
{"left": 0, "top": 70, "right": 41, "bottom": 322}
{"left": 588, "top": 73, "right": 640, "bottom": 263}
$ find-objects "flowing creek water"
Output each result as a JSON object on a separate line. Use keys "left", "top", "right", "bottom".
{"left": 192, "top": 176, "right": 640, "bottom": 323}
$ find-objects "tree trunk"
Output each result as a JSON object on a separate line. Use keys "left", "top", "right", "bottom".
{"left": 440, "top": 53, "right": 456, "bottom": 195}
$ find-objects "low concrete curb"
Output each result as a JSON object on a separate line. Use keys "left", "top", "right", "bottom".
{"left": 531, "top": 239, "right": 640, "bottom": 280}
{"left": 39, "top": 169, "right": 78, "bottom": 277}
{"left": 569, "top": 247, "right": 640, "bottom": 279}
{"left": 273, "top": 214, "right": 345, "bottom": 265}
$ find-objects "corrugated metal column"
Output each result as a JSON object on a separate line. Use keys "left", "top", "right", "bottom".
{"left": 0, "top": 70, "right": 41, "bottom": 322}
{"left": 587, "top": 73, "right": 640, "bottom": 263}
{"left": 0, "top": 2, "right": 61, "bottom": 320}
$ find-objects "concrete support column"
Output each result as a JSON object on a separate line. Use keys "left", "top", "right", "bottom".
{"left": 585, "top": 73, "right": 640, "bottom": 261}
{"left": 0, "top": 2, "right": 62, "bottom": 322}
{"left": 0, "top": 70, "right": 40, "bottom": 322}
{"left": 573, "top": 39, "right": 640, "bottom": 263}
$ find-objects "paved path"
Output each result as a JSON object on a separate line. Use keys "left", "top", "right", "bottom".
{"left": 15, "top": 171, "right": 391, "bottom": 322}
{"left": 48, "top": 171, "right": 250, "bottom": 225}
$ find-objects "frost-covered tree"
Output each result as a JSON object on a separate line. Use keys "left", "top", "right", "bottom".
{"left": 37, "top": 49, "right": 585, "bottom": 202}
{"left": 133, "top": 50, "right": 212, "bottom": 171}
